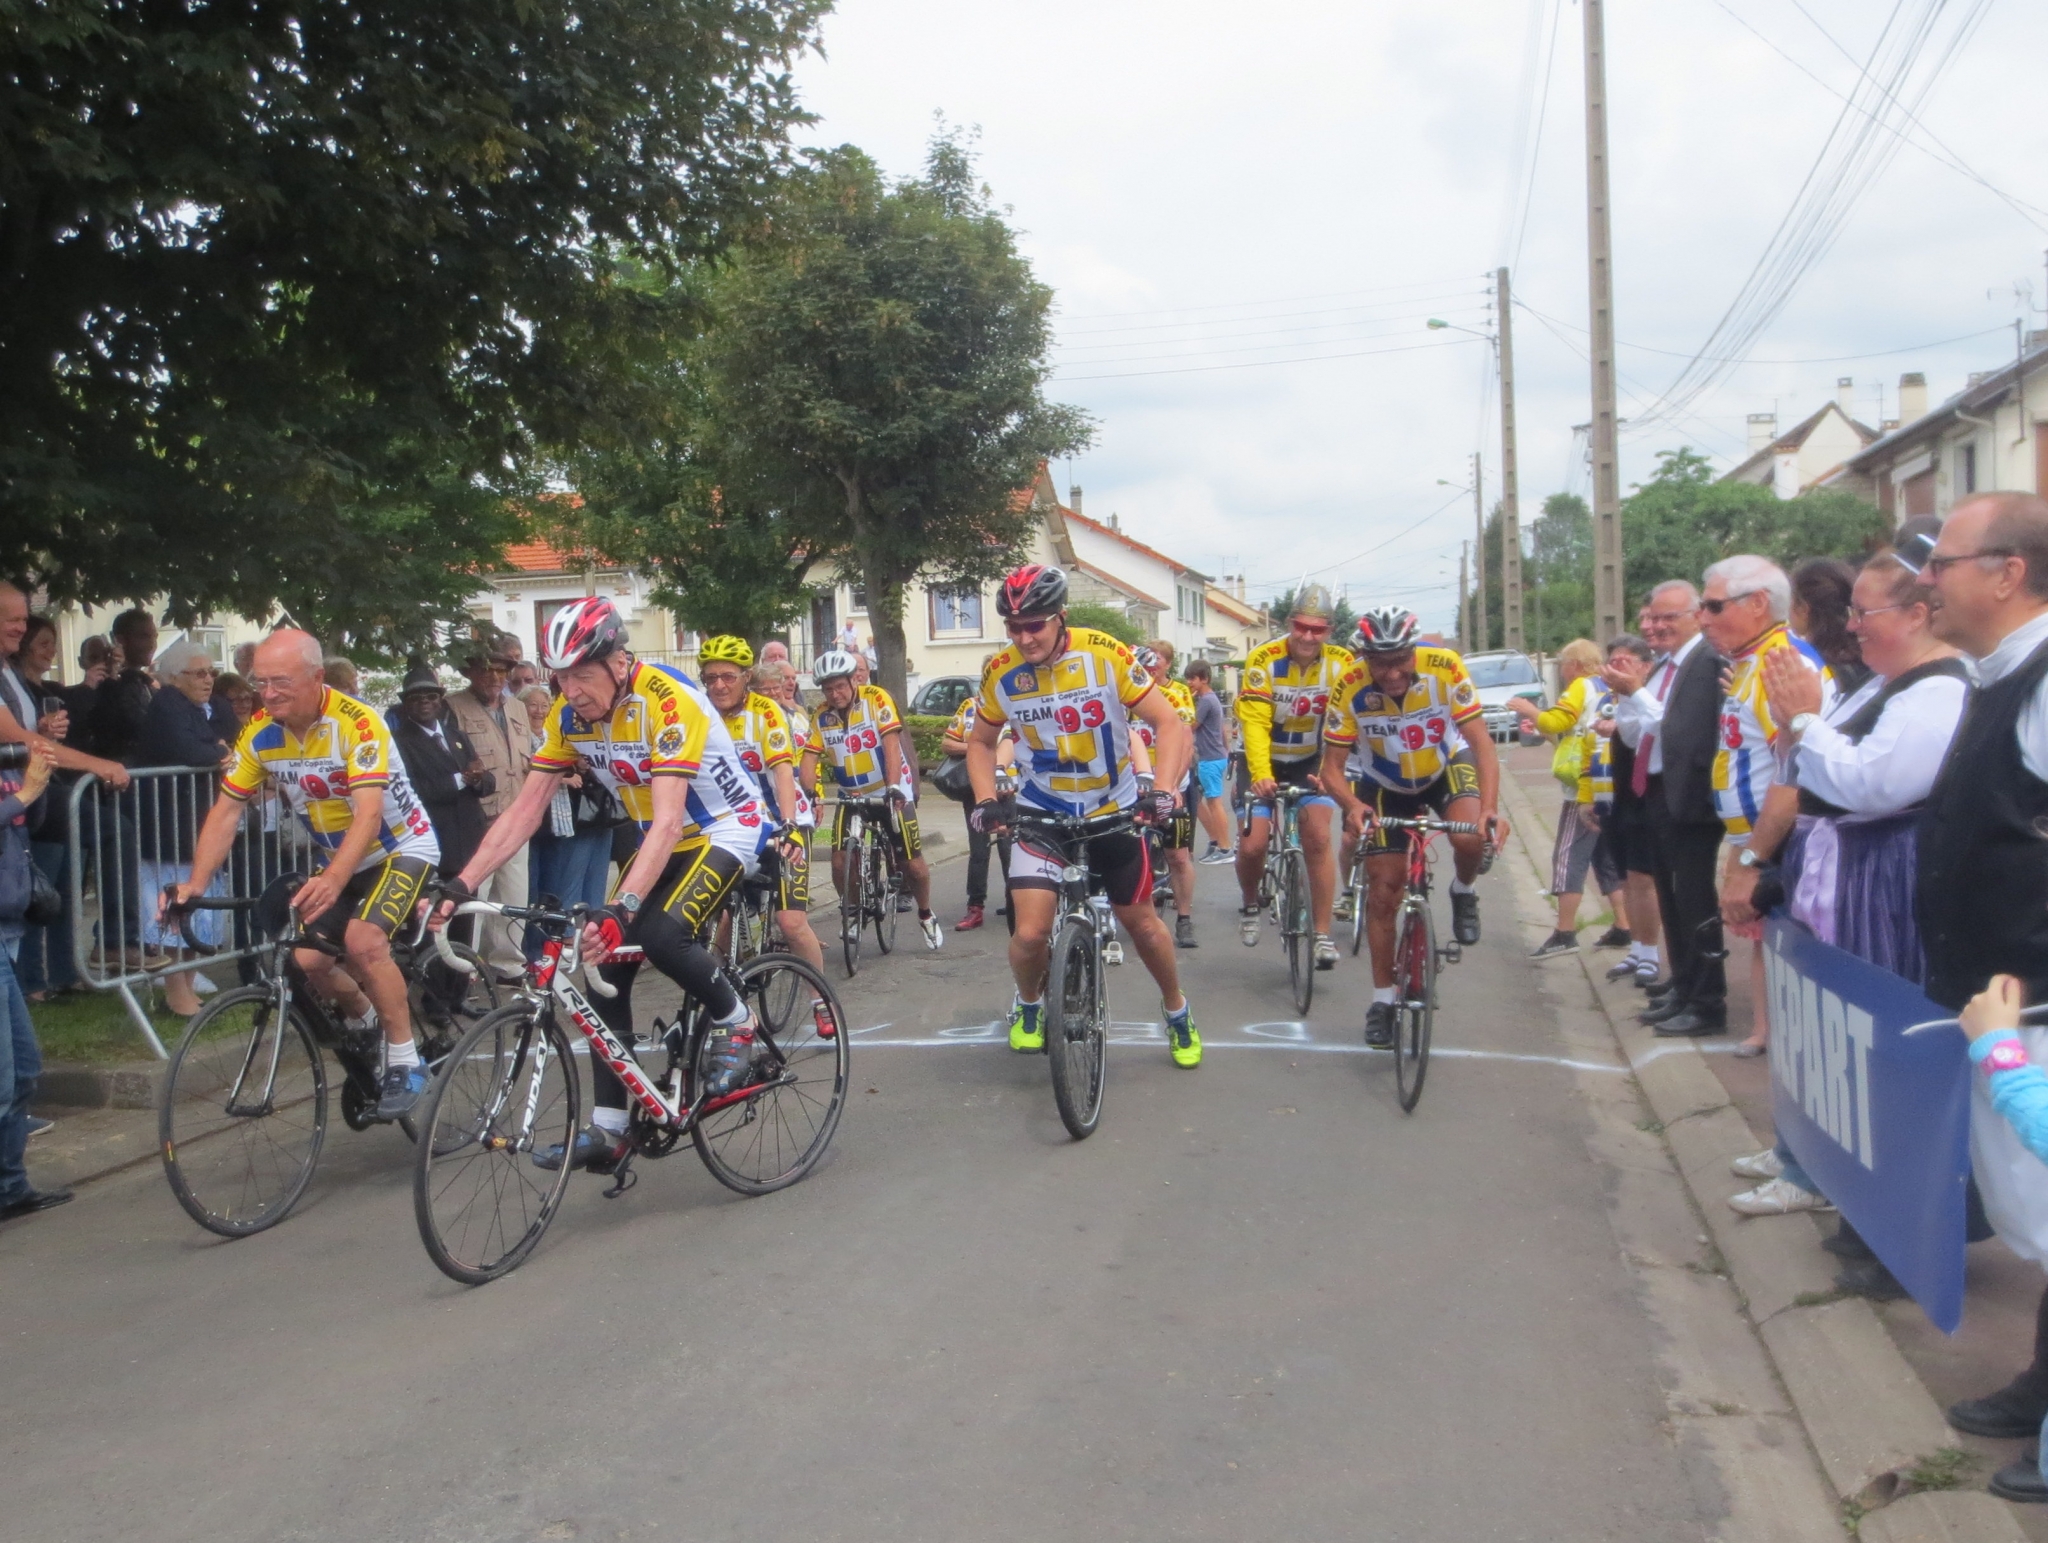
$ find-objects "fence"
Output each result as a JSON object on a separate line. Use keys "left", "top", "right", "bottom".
{"left": 62, "top": 767, "right": 319, "bottom": 1058}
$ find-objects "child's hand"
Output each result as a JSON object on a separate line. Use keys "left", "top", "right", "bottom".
{"left": 1962, "top": 975, "right": 2027, "bottom": 1043}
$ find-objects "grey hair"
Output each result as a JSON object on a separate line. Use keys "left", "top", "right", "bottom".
{"left": 753, "top": 660, "right": 791, "bottom": 689}
{"left": 1702, "top": 555, "right": 1791, "bottom": 621}
{"left": 517, "top": 683, "right": 553, "bottom": 706}
{"left": 1649, "top": 579, "right": 1700, "bottom": 609}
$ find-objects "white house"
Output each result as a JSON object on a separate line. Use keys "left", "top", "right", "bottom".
{"left": 1720, "top": 379, "right": 1879, "bottom": 499}
{"left": 1835, "top": 343, "right": 2048, "bottom": 522}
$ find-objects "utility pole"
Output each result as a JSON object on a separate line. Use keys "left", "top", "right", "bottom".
{"left": 1470, "top": 452, "right": 1488, "bottom": 651}
{"left": 1458, "top": 541, "right": 1470, "bottom": 649}
{"left": 1496, "top": 267, "right": 1525, "bottom": 651}
{"left": 1584, "top": 0, "right": 1624, "bottom": 640}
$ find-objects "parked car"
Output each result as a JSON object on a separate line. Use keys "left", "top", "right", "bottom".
{"left": 1463, "top": 650, "right": 1545, "bottom": 742}
{"left": 909, "top": 675, "right": 976, "bottom": 720}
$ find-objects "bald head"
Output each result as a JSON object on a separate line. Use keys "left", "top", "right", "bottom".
{"left": 1954, "top": 493, "right": 2048, "bottom": 600}
{"left": 251, "top": 630, "right": 328, "bottom": 728}
{"left": 0, "top": 582, "right": 25, "bottom": 658}
{"left": 256, "top": 630, "right": 323, "bottom": 675}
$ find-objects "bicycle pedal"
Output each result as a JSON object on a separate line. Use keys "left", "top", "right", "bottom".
{"left": 601, "top": 1158, "right": 639, "bottom": 1199}
{"left": 1438, "top": 943, "right": 1462, "bottom": 965}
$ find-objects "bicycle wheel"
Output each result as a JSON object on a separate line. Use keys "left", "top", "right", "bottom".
{"left": 694, "top": 955, "right": 851, "bottom": 1194}
{"left": 410, "top": 941, "right": 500, "bottom": 1061}
{"left": 1391, "top": 900, "right": 1435, "bottom": 1113}
{"left": 160, "top": 986, "right": 327, "bottom": 1237}
{"left": 838, "top": 839, "right": 863, "bottom": 978}
{"left": 1281, "top": 846, "right": 1314, "bottom": 1015}
{"left": 413, "top": 1003, "right": 580, "bottom": 1285}
{"left": 1044, "top": 915, "right": 1107, "bottom": 1139}
{"left": 1348, "top": 859, "right": 1368, "bottom": 956}
{"left": 872, "top": 839, "right": 899, "bottom": 955}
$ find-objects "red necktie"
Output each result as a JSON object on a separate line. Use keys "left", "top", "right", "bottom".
{"left": 1631, "top": 660, "right": 1676, "bottom": 797}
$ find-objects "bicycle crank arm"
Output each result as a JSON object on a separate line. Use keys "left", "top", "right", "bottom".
{"left": 696, "top": 1068, "right": 800, "bottom": 1119}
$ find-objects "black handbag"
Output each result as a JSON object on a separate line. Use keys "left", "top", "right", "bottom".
{"left": 928, "top": 754, "right": 973, "bottom": 803}
{"left": 23, "top": 862, "right": 62, "bottom": 928}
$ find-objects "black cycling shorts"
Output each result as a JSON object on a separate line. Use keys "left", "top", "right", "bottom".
{"left": 1010, "top": 828, "right": 1153, "bottom": 908}
{"left": 305, "top": 854, "right": 434, "bottom": 949}
{"left": 832, "top": 796, "right": 922, "bottom": 867}
{"left": 1357, "top": 745, "right": 1480, "bottom": 857}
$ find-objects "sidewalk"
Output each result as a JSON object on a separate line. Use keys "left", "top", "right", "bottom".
{"left": 1502, "top": 744, "right": 2042, "bottom": 1539}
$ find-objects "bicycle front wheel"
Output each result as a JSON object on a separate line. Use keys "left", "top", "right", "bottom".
{"left": 413, "top": 1003, "right": 580, "bottom": 1285}
{"left": 1281, "top": 846, "right": 1314, "bottom": 1015}
{"left": 694, "top": 954, "right": 851, "bottom": 1194}
{"left": 838, "top": 839, "right": 863, "bottom": 978}
{"left": 872, "top": 839, "right": 899, "bottom": 955}
{"left": 1348, "top": 859, "right": 1368, "bottom": 956}
{"left": 160, "top": 987, "right": 327, "bottom": 1236}
{"left": 1044, "top": 915, "right": 1107, "bottom": 1139}
{"left": 1391, "top": 900, "right": 1435, "bottom": 1113}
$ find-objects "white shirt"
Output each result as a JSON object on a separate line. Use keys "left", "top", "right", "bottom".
{"left": 1794, "top": 668, "right": 1968, "bottom": 819}
{"left": 1613, "top": 631, "right": 1703, "bottom": 772}
{"left": 1974, "top": 608, "right": 2048, "bottom": 782}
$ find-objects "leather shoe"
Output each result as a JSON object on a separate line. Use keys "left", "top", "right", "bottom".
{"left": 1834, "top": 1259, "right": 1906, "bottom": 1301}
{"left": 1652, "top": 1009, "right": 1727, "bottom": 1037}
{"left": 1990, "top": 1452, "right": 2048, "bottom": 1504}
{"left": 0, "top": 1187, "right": 74, "bottom": 1220}
{"left": 1638, "top": 974, "right": 1677, "bottom": 994}
{"left": 1639, "top": 995, "right": 1693, "bottom": 1026}
{"left": 1949, "top": 1380, "right": 2048, "bottom": 1439}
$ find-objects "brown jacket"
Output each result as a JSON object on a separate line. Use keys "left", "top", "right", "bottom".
{"left": 446, "top": 687, "right": 523, "bottom": 821}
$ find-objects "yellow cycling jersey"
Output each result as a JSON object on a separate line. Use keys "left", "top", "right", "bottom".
{"left": 719, "top": 690, "right": 796, "bottom": 819}
{"left": 805, "top": 683, "right": 911, "bottom": 798}
{"left": 1160, "top": 677, "right": 1197, "bottom": 727}
{"left": 222, "top": 689, "right": 440, "bottom": 865}
{"left": 530, "top": 661, "right": 763, "bottom": 852}
{"left": 976, "top": 627, "right": 1152, "bottom": 817}
{"left": 1323, "top": 645, "right": 1485, "bottom": 794}
{"left": 1237, "top": 639, "right": 1355, "bottom": 781}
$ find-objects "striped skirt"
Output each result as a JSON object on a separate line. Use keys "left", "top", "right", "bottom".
{"left": 1781, "top": 810, "right": 1925, "bottom": 985}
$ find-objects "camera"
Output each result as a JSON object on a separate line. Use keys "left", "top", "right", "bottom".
{"left": 0, "top": 743, "right": 30, "bottom": 772}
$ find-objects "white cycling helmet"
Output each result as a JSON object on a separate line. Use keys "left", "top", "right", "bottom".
{"left": 813, "top": 649, "right": 860, "bottom": 683}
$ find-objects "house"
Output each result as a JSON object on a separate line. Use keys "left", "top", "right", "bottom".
{"left": 1202, "top": 579, "right": 1273, "bottom": 673}
{"left": 1719, "top": 380, "right": 1879, "bottom": 498}
{"left": 469, "top": 535, "right": 686, "bottom": 666}
{"left": 1836, "top": 342, "right": 2048, "bottom": 522}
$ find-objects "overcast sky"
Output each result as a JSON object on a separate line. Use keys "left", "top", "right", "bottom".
{"left": 794, "top": 0, "right": 2048, "bottom": 632}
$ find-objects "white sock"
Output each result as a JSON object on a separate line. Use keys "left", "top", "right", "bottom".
{"left": 384, "top": 1037, "right": 420, "bottom": 1071}
{"left": 592, "top": 1106, "right": 630, "bottom": 1135}
{"left": 1449, "top": 877, "right": 1476, "bottom": 896}
{"left": 714, "top": 998, "right": 753, "bottom": 1030}
{"left": 1373, "top": 985, "right": 1397, "bottom": 1005}
{"left": 344, "top": 1006, "right": 379, "bottom": 1035}
{"left": 1624, "top": 943, "right": 1645, "bottom": 963}
{"left": 1639, "top": 944, "right": 1660, "bottom": 965}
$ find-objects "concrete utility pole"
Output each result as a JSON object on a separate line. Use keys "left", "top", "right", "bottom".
{"left": 1584, "top": 0, "right": 1624, "bottom": 640}
{"left": 1458, "top": 541, "right": 1470, "bottom": 650}
{"left": 1470, "top": 451, "right": 1488, "bottom": 652}
{"left": 1496, "top": 267, "right": 1525, "bottom": 651}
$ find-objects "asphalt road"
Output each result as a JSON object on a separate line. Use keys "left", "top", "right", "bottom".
{"left": 6, "top": 828, "right": 1771, "bottom": 1542}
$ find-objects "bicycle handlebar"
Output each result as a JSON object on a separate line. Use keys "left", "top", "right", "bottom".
{"left": 431, "top": 898, "right": 618, "bottom": 997}
{"left": 1373, "top": 816, "right": 1481, "bottom": 836}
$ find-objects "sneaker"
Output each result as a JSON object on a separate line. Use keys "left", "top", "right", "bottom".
{"left": 1730, "top": 1147, "right": 1784, "bottom": 1181}
{"left": 1167, "top": 1006, "right": 1201, "bottom": 1069}
{"left": 894, "top": 891, "right": 914, "bottom": 913}
{"left": 25, "top": 1115, "right": 53, "bottom": 1140}
{"left": 1727, "top": 1177, "right": 1833, "bottom": 1216}
{"left": 921, "top": 914, "right": 945, "bottom": 950}
{"left": 1333, "top": 888, "right": 1357, "bottom": 922}
{"left": 955, "top": 905, "right": 985, "bottom": 931}
{"left": 1239, "top": 906, "right": 1261, "bottom": 947}
{"left": 1364, "top": 1001, "right": 1396, "bottom": 1049}
{"left": 374, "top": 1062, "right": 431, "bottom": 1122}
{"left": 1450, "top": 889, "right": 1480, "bottom": 945}
{"left": 1008, "top": 1000, "right": 1045, "bottom": 1053}
{"left": 1529, "top": 930, "right": 1577, "bottom": 960}
{"left": 533, "top": 1124, "right": 628, "bottom": 1174}
{"left": 1198, "top": 847, "right": 1235, "bottom": 866}
{"left": 705, "top": 1024, "right": 758, "bottom": 1097}
{"left": 1176, "top": 915, "right": 1198, "bottom": 949}
{"left": 1313, "top": 933, "right": 1338, "bottom": 970}
{"left": 1605, "top": 957, "right": 1641, "bottom": 981}
{"left": 1592, "top": 927, "right": 1632, "bottom": 950}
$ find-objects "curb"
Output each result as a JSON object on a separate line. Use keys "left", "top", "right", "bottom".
{"left": 40, "top": 1059, "right": 166, "bottom": 1111}
{"left": 1497, "top": 769, "right": 2027, "bottom": 1539}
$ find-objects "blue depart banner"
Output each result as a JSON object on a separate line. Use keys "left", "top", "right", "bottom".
{"left": 1763, "top": 916, "right": 1971, "bottom": 1333}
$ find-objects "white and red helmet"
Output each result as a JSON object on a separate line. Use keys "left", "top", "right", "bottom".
{"left": 542, "top": 598, "right": 629, "bottom": 671}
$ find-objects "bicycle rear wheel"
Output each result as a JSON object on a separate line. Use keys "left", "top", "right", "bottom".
{"left": 1045, "top": 915, "right": 1107, "bottom": 1139}
{"left": 410, "top": 941, "right": 499, "bottom": 1064}
{"left": 872, "top": 839, "right": 898, "bottom": 955}
{"left": 1281, "top": 846, "right": 1313, "bottom": 1015}
{"left": 413, "top": 1003, "right": 580, "bottom": 1285}
{"left": 838, "top": 839, "right": 863, "bottom": 978}
{"left": 1391, "top": 900, "right": 1435, "bottom": 1113}
{"left": 160, "top": 987, "right": 327, "bottom": 1236}
{"left": 694, "top": 955, "right": 851, "bottom": 1194}
{"left": 1348, "top": 858, "right": 1368, "bottom": 956}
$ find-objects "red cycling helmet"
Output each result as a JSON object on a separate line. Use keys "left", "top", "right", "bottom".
{"left": 996, "top": 563, "right": 1069, "bottom": 619}
{"left": 542, "top": 597, "right": 630, "bottom": 671}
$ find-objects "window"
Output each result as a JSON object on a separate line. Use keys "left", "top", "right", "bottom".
{"left": 1962, "top": 441, "right": 1979, "bottom": 495}
{"left": 1176, "top": 582, "right": 1205, "bottom": 627}
{"left": 847, "top": 581, "right": 869, "bottom": 615}
{"left": 929, "top": 586, "right": 984, "bottom": 638}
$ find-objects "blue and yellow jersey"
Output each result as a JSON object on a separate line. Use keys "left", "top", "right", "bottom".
{"left": 805, "top": 683, "right": 911, "bottom": 798}
{"left": 1323, "top": 645, "right": 1485, "bottom": 795}
{"left": 1160, "top": 677, "right": 1197, "bottom": 727}
{"left": 975, "top": 627, "right": 1153, "bottom": 817}
{"left": 531, "top": 661, "right": 762, "bottom": 852}
{"left": 719, "top": 691, "right": 796, "bottom": 820}
{"left": 1237, "top": 639, "right": 1355, "bottom": 780}
{"left": 222, "top": 688, "right": 440, "bottom": 865}
{"left": 1713, "top": 624, "right": 1801, "bottom": 839}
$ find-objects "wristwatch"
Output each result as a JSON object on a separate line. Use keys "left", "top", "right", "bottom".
{"left": 1788, "top": 712, "right": 1819, "bottom": 735}
{"left": 1737, "top": 847, "right": 1765, "bottom": 869}
{"left": 615, "top": 891, "right": 643, "bottom": 916}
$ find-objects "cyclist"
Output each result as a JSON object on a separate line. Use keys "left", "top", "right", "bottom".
{"left": 797, "top": 649, "right": 944, "bottom": 950}
{"left": 1235, "top": 584, "right": 1353, "bottom": 968}
{"left": 166, "top": 630, "right": 440, "bottom": 1122}
{"left": 431, "top": 598, "right": 770, "bottom": 1174}
{"left": 964, "top": 564, "right": 1203, "bottom": 1068}
{"left": 1130, "top": 644, "right": 1200, "bottom": 949}
{"left": 1320, "top": 606, "right": 1508, "bottom": 1047}
{"left": 697, "top": 635, "right": 826, "bottom": 975}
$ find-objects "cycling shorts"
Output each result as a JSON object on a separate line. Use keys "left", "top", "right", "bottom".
{"left": 1250, "top": 754, "right": 1338, "bottom": 820}
{"left": 832, "top": 796, "right": 921, "bottom": 868}
{"left": 1009, "top": 827, "right": 1153, "bottom": 908}
{"left": 611, "top": 839, "right": 746, "bottom": 942}
{"left": 1358, "top": 745, "right": 1480, "bottom": 857}
{"left": 769, "top": 830, "right": 811, "bottom": 912}
{"left": 305, "top": 854, "right": 434, "bottom": 950}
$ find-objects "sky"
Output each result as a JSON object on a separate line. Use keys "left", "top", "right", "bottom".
{"left": 792, "top": 0, "right": 2048, "bottom": 633}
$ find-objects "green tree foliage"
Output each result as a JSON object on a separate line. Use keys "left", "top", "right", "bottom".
{"left": 2, "top": 0, "right": 824, "bottom": 653}
{"left": 1475, "top": 493, "right": 1593, "bottom": 654}
{"left": 1066, "top": 602, "right": 1143, "bottom": 646}
{"left": 689, "top": 131, "right": 1090, "bottom": 699}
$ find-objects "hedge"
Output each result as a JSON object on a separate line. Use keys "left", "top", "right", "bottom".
{"left": 905, "top": 714, "right": 951, "bottom": 772}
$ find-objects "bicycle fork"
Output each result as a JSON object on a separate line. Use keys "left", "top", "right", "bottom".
{"left": 224, "top": 978, "right": 293, "bottom": 1119}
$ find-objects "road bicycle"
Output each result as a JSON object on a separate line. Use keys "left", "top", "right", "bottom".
{"left": 1251, "top": 784, "right": 1317, "bottom": 1015}
{"left": 1340, "top": 842, "right": 1370, "bottom": 957}
{"left": 1012, "top": 809, "right": 1137, "bottom": 1141}
{"left": 832, "top": 794, "right": 905, "bottom": 977}
{"left": 719, "top": 840, "right": 791, "bottom": 969}
{"left": 156, "top": 877, "right": 497, "bottom": 1236}
{"left": 1371, "top": 815, "right": 1479, "bottom": 1112}
{"left": 413, "top": 897, "right": 849, "bottom": 1284}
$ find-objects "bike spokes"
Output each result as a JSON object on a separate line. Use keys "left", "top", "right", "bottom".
{"left": 694, "top": 956, "right": 850, "bottom": 1194}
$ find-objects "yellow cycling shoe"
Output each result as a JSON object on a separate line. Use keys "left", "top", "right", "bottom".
{"left": 1009, "top": 1001, "right": 1045, "bottom": 1053}
{"left": 1167, "top": 1005, "right": 1201, "bottom": 1068}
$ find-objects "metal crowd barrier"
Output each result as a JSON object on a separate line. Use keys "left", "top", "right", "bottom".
{"left": 62, "top": 767, "right": 318, "bottom": 1058}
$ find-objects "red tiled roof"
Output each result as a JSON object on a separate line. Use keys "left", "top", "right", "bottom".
{"left": 1062, "top": 506, "right": 1201, "bottom": 577}
{"left": 1203, "top": 585, "right": 1265, "bottom": 626}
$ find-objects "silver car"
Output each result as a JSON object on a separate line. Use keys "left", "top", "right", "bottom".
{"left": 1463, "top": 650, "right": 1544, "bottom": 742}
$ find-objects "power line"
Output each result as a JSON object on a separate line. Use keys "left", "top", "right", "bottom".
{"left": 1054, "top": 303, "right": 1490, "bottom": 356}
{"left": 1057, "top": 275, "right": 1481, "bottom": 325}
{"left": 1515, "top": 296, "right": 2009, "bottom": 365}
{"left": 1051, "top": 335, "right": 1479, "bottom": 382}
{"left": 1501, "top": 0, "right": 1568, "bottom": 273}
{"left": 1057, "top": 288, "right": 1485, "bottom": 340}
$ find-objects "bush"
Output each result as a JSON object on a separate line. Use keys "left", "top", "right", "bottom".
{"left": 905, "top": 714, "right": 952, "bottom": 772}
{"left": 1066, "top": 602, "right": 1143, "bottom": 645}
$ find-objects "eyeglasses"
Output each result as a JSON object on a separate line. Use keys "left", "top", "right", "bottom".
{"left": 1697, "top": 591, "right": 1760, "bottom": 615}
{"left": 1004, "top": 616, "right": 1057, "bottom": 637}
{"left": 247, "top": 675, "right": 309, "bottom": 694}
{"left": 1290, "top": 621, "right": 1331, "bottom": 637}
{"left": 1848, "top": 602, "right": 1913, "bottom": 623}
{"left": 1922, "top": 549, "right": 2014, "bottom": 577}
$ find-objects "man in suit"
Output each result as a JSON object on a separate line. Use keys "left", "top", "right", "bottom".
{"left": 1606, "top": 579, "right": 1727, "bottom": 1035}
{"left": 389, "top": 666, "right": 495, "bottom": 878}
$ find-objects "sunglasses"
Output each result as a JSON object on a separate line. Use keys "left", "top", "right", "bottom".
{"left": 1698, "top": 591, "right": 1760, "bottom": 615}
{"left": 1291, "top": 620, "right": 1331, "bottom": 636}
{"left": 1004, "top": 616, "right": 1058, "bottom": 637}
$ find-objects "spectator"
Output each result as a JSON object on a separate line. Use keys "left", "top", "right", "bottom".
{"left": 210, "top": 671, "right": 254, "bottom": 738}
{"left": 1508, "top": 638, "right": 1628, "bottom": 959}
{"left": 65, "top": 635, "right": 113, "bottom": 727}
{"left": 851, "top": 652, "right": 872, "bottom": 688}
{"left": 389, "top": 666, "right": 494, "bottom": 878}
{"left": 1605, "top": 580, "right": 1726, "bottom": 1036}
{"left": 9, "top": 617, "right": 78, "bottom": 1002}
{"left": 134, "top": 639, "right": 232, "bottom": 1016}
{"left": 1187, "top": 661, "right": 1235, "bottom": 863}
{"left": 838, "top": 618, "right": 861, "bottom": 657}
{"left": 1598, "top": 627, "right": 1664, "bottom": 987}
{"left": 760, "top": 640, "right": 791, "bottom": 666}
{"left": 518, "top": 681, "right": 614, "bottom": 955}
{"left": 445, "top": 647, "right": 527, "bottom": 979}
{"left": 942, "top": 654, "right": 1010, "bottom": 930}
{"left": 1792, "top": 557, "right": 1870, "bottom": 696}
{"left": 84, "top": 608, "right": 159, "bottom": 764}
{"left": 231, "top": 641, "right": 258, "bottom": 680}
{"left": 507, "top": 660, "right": 539, "bottom": 696}
{"left": 1, "top": 741, "right": 68, "bottom": 1221}
{"left": 322, "top": 656, "right": 359, "bottom": 696}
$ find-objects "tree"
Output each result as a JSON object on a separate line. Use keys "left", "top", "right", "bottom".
{"left": 1066, "top": 602, "right": 1143, "bottom": 646}
{"left": 2, "top": 0, "right": 824, "bottom": 642}
{"left": 689, "top": 132, "right": 1091, "bottom": 699}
